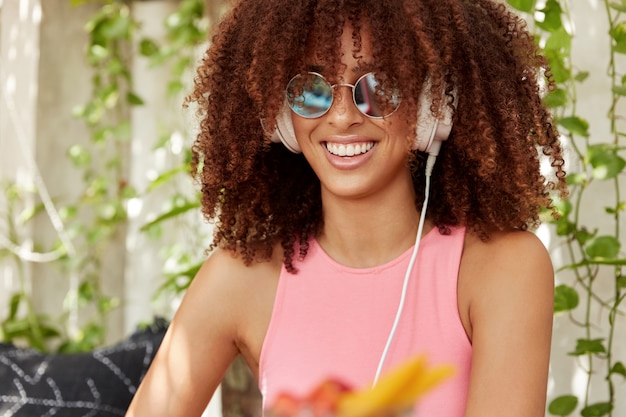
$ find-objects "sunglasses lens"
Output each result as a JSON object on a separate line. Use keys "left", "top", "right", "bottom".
{"left": 286, "top": 73, "right": 333, "bottom": 118}
{"left": 354, "top": 73, "right": 401, "bottom": 118}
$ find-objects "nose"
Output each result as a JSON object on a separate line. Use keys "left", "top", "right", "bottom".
{"left": 326, "top": 84, "right": 364, "bottom": 126}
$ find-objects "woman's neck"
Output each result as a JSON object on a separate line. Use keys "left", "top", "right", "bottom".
{"left": 317, "top": 186, "right": 431, "bottom": 268}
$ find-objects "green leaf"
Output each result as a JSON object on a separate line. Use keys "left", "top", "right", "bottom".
{"left": 98, "top": 296, "right": 120, "bottom": 314}
{"left": 574, "top": 228, "right": 595, "bottom": 245}
{"left": 87, "top": 44, "right": 110, "bottom": 64}
{"left": 610, "top": 2, "right": 626, "bottom": 12}
{"left": 2, "top": 318, "right": 28, "bottom": 335}
{"left": 167, "top": 80, "right": 185, "bottom": 97}
{"left": 78, "top": 281, "right": 95, "bottom": 304}
{"left": 82, "top": 101, "right": 105, "bottom": 125}
{"left": 100, "top": 15, "right": 132, "bottom": 40}
{"left": 139, "top": 38, "right": 160, "bottom": 57}
{"left": 611, "top": 361, "right": 626, "bottom": 378}
{"left": 610, "top": 22, "right": 626, "bottom": 54}
{"left": 93, "top": 127, "right": 113, "bottom": 143}
{"left": 536, "top": 0, "right": 563, "bottom": 31}
{"left": 507, "top": 0, "right": 536, "bottom": 13}
{"left": 554, "top": 284, "right": 579, "bottom": 313}
{"left": 179, "top": 0, "right": 204, "bottom": 17}
{"left": 172, "top": 57, "right": 192, "bottom": 77}
{"left": 97, "top": 202, "right": 121, "bottom": 222}
{"left": 575, "top": 71, "right": 590, "bottom": 82}
{"left": 120, "top": 184, "right": 138, "bottom": 199}
{"left": 569, "top": 338, "right": 606, "bottom": 356}
{"left": 581, "top": 402, "right": 613, "bottom": 417}
{"left": 140, "top": 201, "right": 201, "bottom": 231}
{"left": 38, "top": 323, "right": 61, "bottom": 339}
{"left": 548, "top": 395, "right": 578, "bottom": 416}
{"left": 545, "top": 27, "right": 571, "bottom": 54}
{"left": 165, "top": 261, "right": 203, "bottom": 281}
{"left": 605, "top": 201, "right": 626, "bottom": 214}
{"left": 565, "top": 172, "right": 586, "bottom": 186}
{"left": 544, "top": 88, "right": 568, "bottom": 108}
{"left": 127, "top": 91, "right": 145, "bottom": 106}
{"left": 613, "top": 86, "right": 626, "bottom": 96}
{"left": 146, "top": 165, "right": 188, "bottom": 191}
{"left": 545, "top": 49, "right": 570, "bottom": 83}
{"left": 585, "top": 235, "right": 621, "bottom": 259}
{"left": 8, "top": 293, "right": 22, "bottom": 320}
{"left": 557, "top": 116, "right": 589, "bottom": 137}
{"left": 618, "top": 276, "right": 626, "bottom": 288}
{"left": 156, "top": 261, "right": 204, "bottom": 295}
{"left": 552, "top": 197, "right": 573, "bottom": 217}
{"left": 107, "top": 57, "right": 127, "bottom": 76}
{"left": 85, "top": 177, "right": 110, "bottom": 199}
{"left": 555, "top": 218, "right": 576, "bottom": 236}
{"left": 585, "top": 144, "right": 626, "bottom": 180}
{"left": 113, "top": 121, "right": 132, "bottom": 142}
{"left": 59, "top": 205, "right": 78, "bottom": 221}
{"left": 100, "top": 85, "right": 120, "bottom": 109}
{"left": 67, "top": 144, "right": 92, "bottom": 167}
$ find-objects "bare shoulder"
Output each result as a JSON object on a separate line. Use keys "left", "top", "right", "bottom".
{"left": 190, "top": 245, "right": 283, "bottom": 363}
{"left": 459, "top": 230, "right": 554, "bottom": 333}
{"left": 193, "top": 245, "right": 283, "bottom": 296}
{"left": 462, "top": 229, "right": 553, "bottom": 273}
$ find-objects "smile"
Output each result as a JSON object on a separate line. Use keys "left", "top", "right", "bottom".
{"left": 325, "top": 142, "right": 375, "bottom": 157}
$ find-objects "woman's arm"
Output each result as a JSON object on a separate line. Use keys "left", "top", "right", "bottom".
{"left": 460, "top": 231, "right": 554, "bottom": 417}
{"left": 125, "top": 249, "right": 247, "bottom": 417}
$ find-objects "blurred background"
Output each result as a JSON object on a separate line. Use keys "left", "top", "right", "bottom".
{"left": 0, "top": 0, "right": 625, "bottom": 416}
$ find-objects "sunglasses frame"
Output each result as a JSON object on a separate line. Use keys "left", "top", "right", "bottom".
{"left": 285, "top": 71, "right": 401, "bottom": 119}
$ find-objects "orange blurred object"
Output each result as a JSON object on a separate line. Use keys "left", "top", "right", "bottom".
{"left": 267, "top": 355, "right": 454, "bottom": 417}
{"left": 270, "top": 379, "right": 352, "bottom": 417}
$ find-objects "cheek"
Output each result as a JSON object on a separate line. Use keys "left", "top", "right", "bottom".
{"left": 383, "top": 113, "right": 415, "bottom": 148}
{"left": 291, "top": 115, "right": 318, "bottom": 143}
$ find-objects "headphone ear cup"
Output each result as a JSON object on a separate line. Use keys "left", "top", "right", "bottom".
{"left": 270, "top": 101, "right": 301, "bottom": 153}
{"left": 413, "top": 83, "right": 455, "bottom": 154}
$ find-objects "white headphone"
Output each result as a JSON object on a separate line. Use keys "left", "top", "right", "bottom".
{"left": 269, "top": 82, "right": 455, "bottom": 156}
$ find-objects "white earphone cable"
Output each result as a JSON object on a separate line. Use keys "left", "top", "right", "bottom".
{"left": 372, "top": 153, "right": 438, "bottom": 386}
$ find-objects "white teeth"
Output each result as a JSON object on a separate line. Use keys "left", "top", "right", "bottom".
{"left": 326, "top": 142, "right": 374, "bottom": 156}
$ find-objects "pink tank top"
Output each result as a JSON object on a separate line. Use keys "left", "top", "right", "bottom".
{"left": 259, "top": 227, "right": 471, "bottom": 417}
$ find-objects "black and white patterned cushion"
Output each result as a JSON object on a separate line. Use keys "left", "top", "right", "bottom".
{"left": 0, "top": 319, "right": 167, "bottom": 417}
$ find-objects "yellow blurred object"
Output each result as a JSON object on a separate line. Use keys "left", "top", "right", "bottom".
{"left": 336, "top": 355, "right": 455, "bottom": 417}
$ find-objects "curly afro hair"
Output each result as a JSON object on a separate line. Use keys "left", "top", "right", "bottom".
{"left": 187, "top": 0, "right": 567, "bottom": 272}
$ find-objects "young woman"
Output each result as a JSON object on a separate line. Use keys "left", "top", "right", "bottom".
{"left": 126, "top": 0, "right": 567, "bottom": 416}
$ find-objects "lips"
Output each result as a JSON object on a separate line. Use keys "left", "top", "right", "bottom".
{"left": 325, "top": 141, "right": 375, "bottom": 157}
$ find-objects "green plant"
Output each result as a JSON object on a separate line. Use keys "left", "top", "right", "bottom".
{"left": 506, "top": 0, "right": 626, "bottom": 415}
{"left": 0, "top": 0, "right": 211, "bottom": 353}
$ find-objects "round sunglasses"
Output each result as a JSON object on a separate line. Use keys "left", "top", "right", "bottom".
{"left": 285, "top": 72, "right": 401, "bottom": 119}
